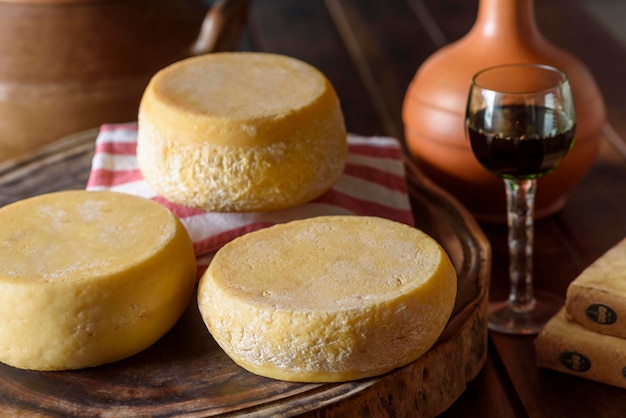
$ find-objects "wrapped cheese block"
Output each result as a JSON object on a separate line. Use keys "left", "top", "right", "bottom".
{"left": 198, "top": 215, "right": 457, "bottom": 382}
{"left": 137, "top": 52, "right": 347, "bottom": 212}
{"left": 0, "top": 190, "right": 196, "bottom": 371}
{"left": 565, "top": 236, "right": 626, "bottom": 338}
{"left": 536, "top": 308, "right": 626, "bottom": 389}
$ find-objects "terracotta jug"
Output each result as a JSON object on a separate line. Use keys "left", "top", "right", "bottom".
{"left": 0, "top": 0, "right": 249, "bottom": 162}
{"left": 402, "top": 0, "right": 605, "bottom": 222}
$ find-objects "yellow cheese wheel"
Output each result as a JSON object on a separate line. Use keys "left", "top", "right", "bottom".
{"left": 198, "top": 216, "right": 457, "bottom": 382}
{"left": 137, "top": 52, "right": 347, "bottom": 212}
{"left": 0, "top": 190, "right": 196, "bottom": 371}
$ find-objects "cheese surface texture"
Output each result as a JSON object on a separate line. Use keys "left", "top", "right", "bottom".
{"left": 0, "top": 190, "right": 196, "bottom": 371}
{"left": 565, "top": 236, "right": 626, "bottom": 337}
{"left": 536, "top": 308, "right": 626, "bottom": 389}
{"left": 137, "top": 52, "right": 347, "bottom": 212}
{"left": 198, "top": 216, "right": 457, "bottom": 382}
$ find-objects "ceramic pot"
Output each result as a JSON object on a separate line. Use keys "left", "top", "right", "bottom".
{"left": 402, "top": 0, "right": 605, "bottom": 222}
{"left": 0, "top": 0, "right": 249, "bottom": 161}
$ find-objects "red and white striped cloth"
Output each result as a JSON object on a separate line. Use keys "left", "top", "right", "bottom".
{"left": 86, "top": 123, "right": 414, "bottom": 273}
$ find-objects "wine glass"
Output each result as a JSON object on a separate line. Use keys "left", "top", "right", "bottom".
{"left": 465, "top": 63, "right": 576, "bottom": 334}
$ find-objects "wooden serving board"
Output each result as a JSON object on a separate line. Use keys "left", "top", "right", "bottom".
{"left": 0, "top": 130, "right": 490, "bottom": 417}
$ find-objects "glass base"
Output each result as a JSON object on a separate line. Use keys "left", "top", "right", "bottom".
{"left": 488, "top": 290, "right": 563, "bottom": 335}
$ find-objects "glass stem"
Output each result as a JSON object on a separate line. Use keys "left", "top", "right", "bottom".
{"left": 504, "top": 178, "right": 536, "bottom": 313}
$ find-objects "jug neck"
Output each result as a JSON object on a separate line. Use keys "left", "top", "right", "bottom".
{"left": 469, "top": 0, "right": 543, "bottom": 44}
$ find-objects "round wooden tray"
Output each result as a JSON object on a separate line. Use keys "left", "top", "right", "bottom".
{"left": 0, "top": 130, "right": 490, "bottom": 417}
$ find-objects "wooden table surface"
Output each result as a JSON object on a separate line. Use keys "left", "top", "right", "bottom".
{"left": 242, "top": 0, "right": 626, "bottom": 417}
{"left": 1, "top": 0, "right": 625, "bottom": 417}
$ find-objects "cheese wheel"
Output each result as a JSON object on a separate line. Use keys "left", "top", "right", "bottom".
{"left": 0, "top": 190, "right": 196, "bottom": 371}
{"left": 198, "top": 216, "right": 457, "bottom": 382}
{"left": 137, "top": 52, "right": 347, "bottom": 212}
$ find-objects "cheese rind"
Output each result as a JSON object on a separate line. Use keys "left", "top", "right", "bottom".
{"left": 137, "top": 52, "right": 347, "bottom": 212}
{"left": 565, "top": 236, "right": 626, "bottom": 338}
{"left": 536, "top": 308, "right": 626, "bottom": 389}
{"left": 198, "top": 216, "right": 457, "bottom": 382}
{"left": 0, "top": 190, "right": 196, "bottom": 371}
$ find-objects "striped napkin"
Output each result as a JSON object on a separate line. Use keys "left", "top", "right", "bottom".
{"left": 86, "top": 123, "right": 414, "bottom": 274}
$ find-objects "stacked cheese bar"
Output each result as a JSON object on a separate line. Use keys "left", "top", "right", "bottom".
{"left": 535, "top": 236, "right": 626, "bottom": 388}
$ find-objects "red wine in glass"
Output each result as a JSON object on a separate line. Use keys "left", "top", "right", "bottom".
{"left": 468, "top": 104, "right": 575, "bottom": 180}
{"left": 465, "top": 63, "right": 576, "bottom": 334}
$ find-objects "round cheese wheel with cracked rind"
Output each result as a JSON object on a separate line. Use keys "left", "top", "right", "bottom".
{"left": 198, "top": 215, "right": 457, "bottom": 382}
{"left": 0, "top": 190, "right": 196, "bottom": 371}
{"left": 137, "top": 51, "right": 347, "bottom": 212}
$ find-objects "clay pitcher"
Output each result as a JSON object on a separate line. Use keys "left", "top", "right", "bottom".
{"left": 0, "top": 0, "right": 249, "bottom": 162}
{"left": 402, "top": 0, "right": 605, "bottom": 222}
